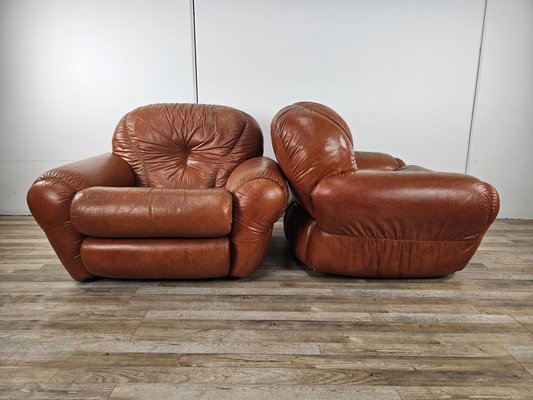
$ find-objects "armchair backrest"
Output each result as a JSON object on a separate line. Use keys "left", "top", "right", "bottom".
{"left": 112, "top": 103, "right": 263, "bottom": 188}
{"left": 271, "top": 101, "right": 356, "bottom": 214}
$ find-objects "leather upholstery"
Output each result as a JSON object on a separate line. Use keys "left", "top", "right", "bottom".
{"left": 354, "top": 151, "right": 405, "bottom": 171}
{"left": 225, "top": 157, "right": 288, "bottom": 277}
{"left": 27, "top": 154, "right": 135, "bottom": 281}
{"left": 272, "top": 102, "right": 500, "bottom": 278}
{"left": 312, "top": 170, "right": 497, "bottom": 240}
{"left": 71, "top": 187, "right": 232, "bottom": 238}
{"left": 113, "top": 103, "right": 263, "bottom": 188}
{"left": 81, "top": 238, "right": 230, "bottom": 279}
{"left": 28, "top": 103, "right": 287, "bottom": 281}
{"left": 271, "top": 102, "right": 355, "bottom": 214}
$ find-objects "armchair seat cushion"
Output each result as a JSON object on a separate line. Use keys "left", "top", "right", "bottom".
{"left": 81, "top": 238, "right": 229, "bottom": 279}
{"left": 284, "top": 201, "right": 482, "bottom": 278}
{"left": 71, "top": 187, "right": 232, "bottom": 238}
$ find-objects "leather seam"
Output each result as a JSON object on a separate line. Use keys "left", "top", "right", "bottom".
{"left": 272, "top": 105, "right": 353, "bottom": 214}
{"left": 488, "top": 184, "right": 500, "bottom": 225}
{"left": 272, "top": 108, "right": 316, "bottom": 210}
{"left": 231, "top": 177, "right": 287, "bottom": 221}
{"left": 121, "top": 116, "right": 151, "bottom": 186}
{"left": 34, "top": 176, "right": 79, "bottom": 193}
{"left": 216, "top": 115, "right": 251, "bottom": 187}
{"left": 313, "top": 231, "right": 480, "bottom": 244}
{"left": 293, "top": 103, "right": 353, "bottom": 148}
{"left": 226, "top": 115, "right": 249, "bottom": 155}
{"left": 273, "top": 117, "right": 310, "bottom": 212}
{"left": 231, "top": 175, "right": 287, "bottom": 196}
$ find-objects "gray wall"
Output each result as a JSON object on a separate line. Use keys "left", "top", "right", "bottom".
{"left": 1, "top": 0, "right": 532, "bottom": 217}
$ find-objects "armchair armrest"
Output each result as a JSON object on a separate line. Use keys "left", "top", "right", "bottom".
{"left": 27, "top": 153, "right": 135, "bottom": 281}
{"left": 354, "top": 151, "right": 405, "bottom": 170}
{"left": 225, "top": 157, "right": 288, "bottom": 277}
{"left": 71, "top": 187, "right": 231, "bottom": 238}
{"left": 311, "top": 170, "right": 499, "bottom": 241}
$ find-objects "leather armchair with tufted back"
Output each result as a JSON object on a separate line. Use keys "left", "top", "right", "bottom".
{"left": 28, "top": 103, "right": 288, "bottom": 281}
{"left": 271, "top": 102, "right": 499, "bottom": 278}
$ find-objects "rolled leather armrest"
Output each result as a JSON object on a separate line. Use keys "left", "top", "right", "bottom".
{"left": 225, "top": 157, "right": 288, "bottom": 277}
{"left": 311, "top": 169, "right": 500, "bottom": 241}
{"left": 27, "top": 153, "right": 135, "bottom": 281}
{"left": 71, "top": 187, "right": 232, "bottom": 238}
{"left": 354, "top": 151, "right": 405, "bottom": 170}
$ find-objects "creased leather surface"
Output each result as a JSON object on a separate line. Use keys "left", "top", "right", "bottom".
{"left": 71, "top": 187, "right": 232, "bottom": 238}
{"left": 354, "top": 151, "right": 405, "bottom": 170}
{"left": 226, "top": 157, "right": 288, "bottom": 277}
{"left": 112, "top": 103, "right": 263, "bottom": 189}
{"left": 312, "top": 170, "right": 499, "bottom": 240}
{"left": 27, "top": 154, "right": 135, "bottom": 281}
{"left": 286, "top": 201, "right": 482, "bottom": 278}
{"left": 273, "top": 102, "right": 500, "bottom": 278}
{"left": 28, "top": 103, "right": 284, "bottom": 281}
{"left": 81, "top": 238, "right": 229, "bottom": 279}
{"left": 271, "top": 102, "right": 356, "bottom": 215}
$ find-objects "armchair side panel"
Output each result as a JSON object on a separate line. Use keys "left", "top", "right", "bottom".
{"left": 27, "top": 153, "right": 135, "bottom": 281}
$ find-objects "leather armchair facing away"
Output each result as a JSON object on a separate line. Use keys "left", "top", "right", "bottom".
{"left": 271, "top": 102, "right": 499, "bottom": 278}
{"left": 28, "top": 103, "right": 287, "bottom": 281}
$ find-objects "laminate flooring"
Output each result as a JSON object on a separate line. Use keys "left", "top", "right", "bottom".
{"left": 0, "top": 216, "right": 532, "bottom": 399}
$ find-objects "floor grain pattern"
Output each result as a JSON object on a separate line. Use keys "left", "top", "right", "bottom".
{"left": 0, "top": 217, "right": 532, "bottom": 399}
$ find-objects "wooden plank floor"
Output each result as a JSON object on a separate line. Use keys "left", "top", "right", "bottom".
{"left": 0, "top": 216, "right": 532, "bottom": 399}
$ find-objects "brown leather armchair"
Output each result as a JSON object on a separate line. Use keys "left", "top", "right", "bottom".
{"left": 28, "top": 103, "right": 288, "bottom": 281}
{"left": 271, "top": 102, "right": 499, "bottom": 278}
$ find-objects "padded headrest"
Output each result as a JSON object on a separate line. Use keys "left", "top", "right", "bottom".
{"left": 113, "top": 103, "right": 263, "bottom": 188}
{"left": 271, "top": 101, "right": 355, "bottom": 213}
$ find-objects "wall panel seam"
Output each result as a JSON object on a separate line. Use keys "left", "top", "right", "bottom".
{"left": 190, "top": 0, "right": 199, "bottom": 103}
{"left": 465, "top": 0, "right": 488, "bottom": 174}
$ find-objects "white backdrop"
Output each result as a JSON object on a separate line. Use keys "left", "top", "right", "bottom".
{"left": 1, "top": 0, "right": 532, "bottom": 217}
{"left": 0, "top": 0, "right": 195, "bottom": 214}
{"left": 195, "top": 0, "right": 484, "bottom": 172}
{"left": 467, "top": 0, "right": 533, "bottom": 218}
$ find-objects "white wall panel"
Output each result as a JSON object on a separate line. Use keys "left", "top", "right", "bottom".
{"left": 0, "top": 160, "right": 67, "bottom": 215}
{"left": 195, "top": 0, "right": 485, "bottom": 171}
{"left": 468, "top": 0, "right": 533, "bottom": 218}
{"left": 0, "top": 0, "right": 195, "bottom": 214}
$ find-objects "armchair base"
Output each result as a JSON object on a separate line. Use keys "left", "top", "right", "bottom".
{"left": 81, "top": 238, "right": 230, "bottom": 279}
{"left": 285, "top": 201, "right": 482, "bottom": 278}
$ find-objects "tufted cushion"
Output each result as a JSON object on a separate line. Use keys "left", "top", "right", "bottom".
{"left": 112, "top": 103, "right": 263, "bottom": 188}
